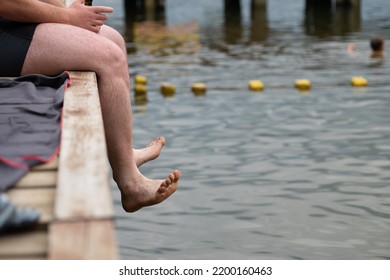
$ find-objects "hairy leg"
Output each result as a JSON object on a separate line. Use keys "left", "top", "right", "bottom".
{"left": 98, "top": 25, "right": 165, "bottom": 167}
{"left": 21, "top": 23, "right": 180, "bottom": 212}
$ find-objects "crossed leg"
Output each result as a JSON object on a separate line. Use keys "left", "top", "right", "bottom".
{"left": 21, "top": 23, "right": 180, "bottom": 212}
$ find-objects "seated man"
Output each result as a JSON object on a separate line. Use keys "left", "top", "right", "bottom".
{"left": 0, "top": 0, "right": 181, "bottom": 214}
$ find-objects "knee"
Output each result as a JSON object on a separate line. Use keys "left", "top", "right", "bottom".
{"left": 98, "top": 42, "right": 127, "bottom": 72}
{"left": 101, "top": 25, "right": 126, "bottom": 51}
{"left": 95, "top": 42, "right": 130, "bottom": 88}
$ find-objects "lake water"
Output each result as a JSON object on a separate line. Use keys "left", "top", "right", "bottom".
{"left": 98, "top": 0, "right": 390, "bottom": 259}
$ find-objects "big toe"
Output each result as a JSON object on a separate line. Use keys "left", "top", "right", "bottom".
{"left": 149, "top": 136, "right": 166, "bottom": 147}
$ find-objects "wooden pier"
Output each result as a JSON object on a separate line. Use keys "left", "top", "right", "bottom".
{"left": 0, "top": 71, "right": 118, "bottom": 260}
{"left": 124, "top": 0, "right": 361, "bottom": 43}
{"left": 124, "top": 0, "right": 361, "bottom": 15}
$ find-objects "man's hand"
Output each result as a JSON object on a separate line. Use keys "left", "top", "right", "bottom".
{"left": 68, "top": 0, "right": 113, "bottom": 33}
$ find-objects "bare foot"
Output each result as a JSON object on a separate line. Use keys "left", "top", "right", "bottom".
{"left": 133, "top": 136, "right": 165, "bottom": 167}
{"left": 120, "top": 170, "right": 181, "bottom": 213}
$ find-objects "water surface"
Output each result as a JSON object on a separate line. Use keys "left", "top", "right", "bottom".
{"left": 99, "top": 0, "right": 390, "bottom": 259}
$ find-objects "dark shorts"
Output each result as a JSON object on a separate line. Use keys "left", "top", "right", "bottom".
{"left": 0, "top": 18, "right": 38, "bottom": 77}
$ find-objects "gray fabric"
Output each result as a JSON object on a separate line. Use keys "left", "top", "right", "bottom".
{"left": 0, "top": 72, "right": 69, "bottom": 192}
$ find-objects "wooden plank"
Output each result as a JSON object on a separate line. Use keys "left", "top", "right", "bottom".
{"left": 0, "top": 231, "right": 47, "bottom": 259}
{"left": 49, "top": 220, "right": 118, "bottom": 260}
{"left": 54, "top": 71, "right": 113, "bottom": 220}
{"left": 13, "top": 170, "right": 57, "bottom": 189}
{"left": 7, "top": 188, "right": 55, "bottom": 225}
{"left": 32, "top": 158, "right": 58, "bottom": 171}
{"left": 0, "top": 254, "right": 46, "bottom": 260}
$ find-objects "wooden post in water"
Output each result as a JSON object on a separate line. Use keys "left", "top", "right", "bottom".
{"left": 144, "top": 0, "right": 155, "bottom": 21}
{"left": 305, "top": 0, "right": 361, "bottom": 37}
{"left": 336, "top": 0, "right": 360, "bottom": 7}
{"left": 304, "top": 0, "right": 333, "bottom": 37}
{"left": 306, "top": 0, "right": 332, "bottom": 7}
{"left": 124, "top": 0, "right": 165, "bottom": 45}
{"left": 334, "top": 0, "right": 361, "bottom": 33}
{"left": 250, "top": 0, "right": 268, "bottom": 42}
{"left": 224, "top": 0, "right": 242, "bottom": 44}
{"left": 143, "top": 0, "right": 165, "bottom": 21}
{"left": 123, "top": 0, "right": 137, "bottom": 44}
{"left": 251, "top": 0, "right": 267, "bottom": 7}
{"left": 306, "top": 0, "right": 360, "bottom": 7}
{"left": 124, "top": 0, "right": 165, "bottom": 22}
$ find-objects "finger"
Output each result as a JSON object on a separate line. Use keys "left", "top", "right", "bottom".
{"left": 92, "top": 20, "right": 104, "bottom": 26}
{"left": 92, "top": 6, "right": 114, "bottom": 14}
{"left": 91, "top": 25, "right": 101, "bottom": 33}
{"left": 95, "top": 13, "right": 108, "bottom": 21}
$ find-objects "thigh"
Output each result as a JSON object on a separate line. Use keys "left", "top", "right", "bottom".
{"left": 21, "top": 23, "right": 122, "bottom": 76}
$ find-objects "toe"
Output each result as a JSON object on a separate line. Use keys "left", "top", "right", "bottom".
{"left": 165, "top": 177, "right": 172, "bottom": 185}
{"left": 173, "top": 170, "right": 181, "bottom": 181}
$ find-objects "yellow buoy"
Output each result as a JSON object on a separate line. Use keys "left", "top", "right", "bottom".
{"left": 351, "top": 76, "right": 368, "bottom": 87}
{"left": 134, "top": 96, "right": 148, "bottom": 106}
{"left": 192, "top": 83, "right": 207, "bottom": 95}
{"left": 161, "top": 83, "right": 176, "bottom": 97}
{"left": 248, "top": 80, "right": 264, "bottom": 91}
{"left": 134, "top": 84, "right": 147, "bottom": 96}
{"left": 295, "top": 79, "right": 311, "bottom": 90}
{"left": 134, "top": 75, "right": 147, "bottom": 85}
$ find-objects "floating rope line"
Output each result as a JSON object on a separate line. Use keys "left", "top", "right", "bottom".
{"left": 131, "top": 75, "right": 390, "bottom": 96}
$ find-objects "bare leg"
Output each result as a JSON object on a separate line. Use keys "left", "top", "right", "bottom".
{"left": 98, "top": 26, "right": 165, "bottom": 167}
{"left": 21, "top": 24, "right": 180, "bottom": 212}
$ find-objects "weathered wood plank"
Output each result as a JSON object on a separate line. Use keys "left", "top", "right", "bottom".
{"left": 31, "top": 158, "right": 58, "bottom": 171}
{"left": 0, "top": 231, "right": 47, "bottom": 259}
{"left": 0, "top": 254, "right": 46, "bottom": 260}
{"left": 54, "top": 71, "right": 113, "bottom": 220}
{"left": 49, "top": 220, "right": 118, "bottom": 260}
{"left": 7, "top": 188, "right": 55, "bottom": 225}
{"left": 13, "top": 170, "right": 57, "bottom": 189}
